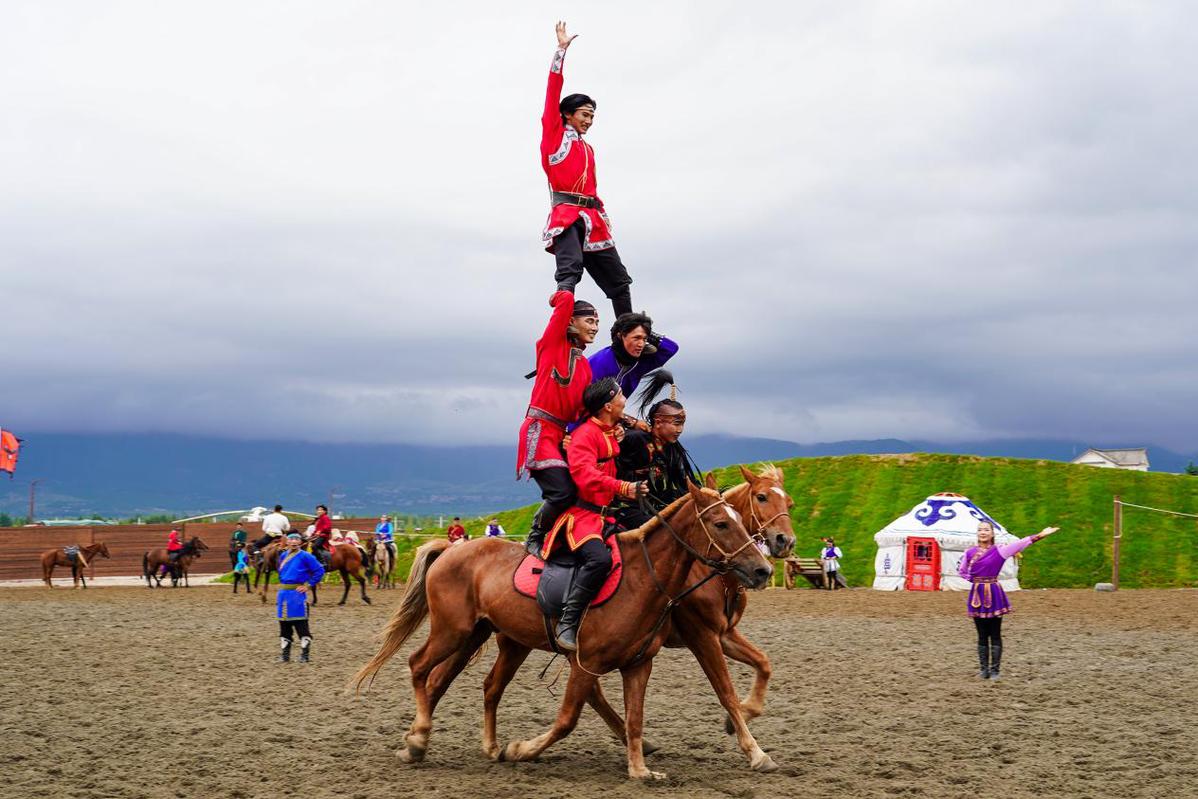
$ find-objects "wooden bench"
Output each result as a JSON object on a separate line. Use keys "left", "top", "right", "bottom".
{"left": 783, "top": 557, "right": 827, "bottom": 590}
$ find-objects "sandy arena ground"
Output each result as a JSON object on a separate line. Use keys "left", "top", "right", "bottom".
{"left": 1, "top": 584, "right": 1194, "bottom": 799}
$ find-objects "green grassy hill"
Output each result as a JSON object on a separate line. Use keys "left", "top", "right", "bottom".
{"left": 487, "top": 454, "right": 1198, "bottom": 589}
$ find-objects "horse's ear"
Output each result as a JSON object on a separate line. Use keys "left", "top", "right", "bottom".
{"left": 704, "top": 472, "right": 719, "bottom": 491}
{"left": 738, "top": 464, "right": 755, "bottom": 483}
{"left": 686, "top": 479, "right": 704, "bottom": 500}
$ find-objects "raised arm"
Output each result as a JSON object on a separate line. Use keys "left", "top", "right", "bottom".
{"left": 997, "top": 527, "right": 1060, "bottom": 559}
{"left": 538, "top": 290, "right": 575, "bottom": 348}
{"left": 542, "top": 22, "right": 577, "bottom": 144}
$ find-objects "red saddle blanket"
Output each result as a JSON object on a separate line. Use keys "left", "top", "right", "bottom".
{"left": 513, "top": 542, "right": 623, "bottom": 608}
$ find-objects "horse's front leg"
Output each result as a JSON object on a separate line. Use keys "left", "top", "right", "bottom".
{"left": 620, "top": 658, "right": 665, "bottom": 779}
{"left": 501, "top": 664, "right": 594, "bottom": 763}
{"left": 481, "top": 635, "right": 530, "bottom": 760}
{"left": 721, "top": 626, "right": 772, "bottom": 728}
{"left": 687, "top": 627, "right": 776, "bottom": 772}
{"left": 585, "top": 681, "right": 660, "bottom": 755}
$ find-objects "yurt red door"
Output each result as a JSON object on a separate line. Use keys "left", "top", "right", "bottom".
{"left": 904, "top": 537, "right": 940, "bottom": 591}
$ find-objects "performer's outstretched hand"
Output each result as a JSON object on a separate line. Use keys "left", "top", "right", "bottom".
{"left": 556, "top": 21, "right": 577, "bottom": 49}
{"left": 1038, "top": 526, "right": 1061, "bottom": 537}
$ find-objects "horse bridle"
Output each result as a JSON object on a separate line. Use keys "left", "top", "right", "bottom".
{"left": 626, "top": 493, "right": 764, "bottom": 664}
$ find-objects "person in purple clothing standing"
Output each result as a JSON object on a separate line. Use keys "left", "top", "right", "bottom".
{"left": 958, "top": 520, "right": 1061, "bottom": 680}
{"left": 583, "top": 312, "right": 678, "bottom": 430}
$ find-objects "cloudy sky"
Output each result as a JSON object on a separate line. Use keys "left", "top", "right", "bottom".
{"left": 3, "top": 1, "right": 1196, "bottom": 450}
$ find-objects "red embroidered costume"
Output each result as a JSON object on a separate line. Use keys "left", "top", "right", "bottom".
{"left": 541, "top": 417, "right": 622, "bottom": 558}
{"left": 516, "top": 290, "right": 593, "bottom": 478}
{"left": 541, "top": 48, "right": 614, "bottom": 252}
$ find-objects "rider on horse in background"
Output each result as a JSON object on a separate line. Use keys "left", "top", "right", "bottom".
{"left": 310, "top": 505, "right": 333, "bottom": 567}
{"left": 375, "top": 515, "right": 397, "bottom": 563}
{"left": 518, "top": 291, "right": 601, "bottom": 557}
{"left": 541, "top": 377, "right": 648, "bottom": 651}
{"left": 541, "top": 21, "right": 635, "bottom": 321}
{"left": 611, "top": 370, "right": 699, "bottom": 531}
{"left": 166, "top": 529, "right": 184, "bottom": 563}
{"left": 253, "top": 504, "right": 291, "bottom": 552}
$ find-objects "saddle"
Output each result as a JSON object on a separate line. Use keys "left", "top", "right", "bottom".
{"left": 63, "top": 545, "right": 80, "bottom": 564}
{"left": 512, "top": 539, "right": 623, "bottom": 617}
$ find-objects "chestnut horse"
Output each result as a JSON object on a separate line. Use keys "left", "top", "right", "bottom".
{"left": 354, "top": 482, "right": 773, "bottom": 780}
{"left": 40, "top": 541, "right": 111, "bottom": 588}
{"left": 422, "top": 464, "right": 796, "bottom": 770}
{"left": 255, "top": 539, "right": 372, "bottom": 606}
{"left": 143, "top": 536, "right": 209, "bottom": 587}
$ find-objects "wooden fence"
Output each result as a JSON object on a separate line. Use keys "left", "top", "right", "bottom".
{"left": 0, "top": 518, "right": 383, "bottom": 581}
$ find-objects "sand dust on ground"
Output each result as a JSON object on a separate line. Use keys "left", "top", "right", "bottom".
{"left": 1, "top": 585, "right": 1194, "bottom": 799}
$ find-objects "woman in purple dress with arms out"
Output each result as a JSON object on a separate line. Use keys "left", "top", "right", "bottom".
{"left": 958, "top": 520, "right": 1061, "bottom": 681}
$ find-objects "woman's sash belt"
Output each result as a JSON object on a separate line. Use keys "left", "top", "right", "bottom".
{"left": 278, "top": 583, "right": 302, "bottom": 590}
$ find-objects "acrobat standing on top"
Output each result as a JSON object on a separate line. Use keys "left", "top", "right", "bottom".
{"left": 541, "top": 21, "right": 635, "bottom": 320}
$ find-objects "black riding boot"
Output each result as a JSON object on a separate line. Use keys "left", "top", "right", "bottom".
{"left": 554, "top": 552, "right": 612, "bottom": 652}
{"left": 277, "top": 638, "right": 291, "bottom": 663}
{"left": 989, "top": 645, "right": 1002, "bottom": 680}
{"left": 299, "top": 637, "right": 312, "bottom": 663}
{"left": 977, "top": 645, "right": 990, "bottom": 679}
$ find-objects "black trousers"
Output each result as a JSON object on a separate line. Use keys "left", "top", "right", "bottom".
{"left": 531, "top": 467, "right": 577, "bottom": 536}
{"left": 279, "top": 619, "right": 312, "bottom": 640}
{"left": 973, "top": 616, "right": 1003, "bottom": 646}
{"left": 252, "top": 534, "right": 276, "bottom": 550}
{"left": 552, "top": 218, "right": 633, "bottom": 318}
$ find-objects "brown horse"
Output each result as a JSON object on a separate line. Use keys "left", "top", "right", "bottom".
{"left": 255, "top": 539, "right": 372, "bottom": 606}
{"left": 41, "top": 542, "right": 111, "bottom": 588}
{"left": 578, "top": 465, "right": 795, "bottom": 743}
{"left": 143, "top": 536, "right": 209, "bottom": 587}
{"left": 354, "top": 482, "right": 773, "bottom": 780}
{"left": 422, "top": 464, "right": 796, "bottom": 767}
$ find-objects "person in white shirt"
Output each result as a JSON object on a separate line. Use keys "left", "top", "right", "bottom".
{"left": 820, "top": 536, "right": 845, "bottom": 590}
{"left": 254, "top": 504, "right": 292, "bottom": 550}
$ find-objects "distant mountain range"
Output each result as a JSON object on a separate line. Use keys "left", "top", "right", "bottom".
{"left": 1, "top": 432, "right": 1193, "bottom": 518}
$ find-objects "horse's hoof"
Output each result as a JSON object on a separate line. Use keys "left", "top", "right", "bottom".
{"left": 629, "top": 768, "right": 667, "bottom": 780}
{"left": 363, "top": 597, "right": 372, "bottom": 604}
{"left": 751, "top": 754, "right": 778, "bottom": 773}
{"left": 484, "top": 743, "right": 501, "bottom": 761}
{"left": 501, "top": 742, "right": 526, "bottom": 762}
{"left": 396, "top": 746, "right": 424, "bottom": 764}
{"left": 641, "top": 739, "right": 660, "bottom": 756}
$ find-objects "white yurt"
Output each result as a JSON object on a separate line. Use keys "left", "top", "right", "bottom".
{"left": 872, "top": 492, "right": 1021, "bottom": 592}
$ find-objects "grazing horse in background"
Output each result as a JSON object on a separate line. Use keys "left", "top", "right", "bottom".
{"left": 373, "top": 538, "right": 395, "bottom": 589}
{"left": 143, "top": 537, "right": 209, "bottom": 587}
{"left": 41, "top": 542, "right": 111, "bottom": 588}
{"left": 353, "top": 482, "right": 773, "bottom": 780}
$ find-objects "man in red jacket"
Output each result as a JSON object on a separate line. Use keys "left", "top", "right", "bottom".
{"left": 518, "top": 290, "right": 601, "bottom": 556}
{"left": 542, "top": 377, "right": 647, "bottom": 651}
{"left": 540, "top": 21, "right": 633, "bottom": 320}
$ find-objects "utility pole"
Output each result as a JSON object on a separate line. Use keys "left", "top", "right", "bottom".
{"left": 1112, "top": 495, "right": 1122, "bottom": 591}
{"left": 28, "top": 479, "right": 41, "bottom": 523}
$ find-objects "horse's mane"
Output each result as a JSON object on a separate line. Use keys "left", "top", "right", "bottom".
{"left": 618, "top": 486, "right": 721, "bottom": 541}
{"left": 723, "top": 463, "right": 784, "bottom": 501}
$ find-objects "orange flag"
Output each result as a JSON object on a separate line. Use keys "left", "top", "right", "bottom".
{"left": 0, "top": 428, "right": 21, "bottom": 477}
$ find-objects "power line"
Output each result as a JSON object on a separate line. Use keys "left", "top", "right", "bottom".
{"left": 1115, "top": 500, "right": 1198, "bottom": 520}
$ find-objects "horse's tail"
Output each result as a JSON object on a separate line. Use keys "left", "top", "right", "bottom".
{"left": 352, "top": 539, "right": 451, "bottom": 693}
